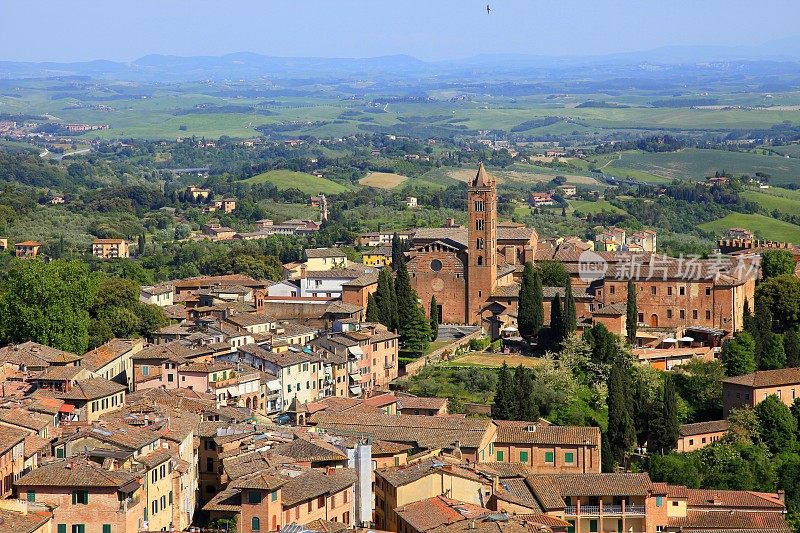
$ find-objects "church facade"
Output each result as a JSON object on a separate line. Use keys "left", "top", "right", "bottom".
{"left": 407, "top": 165, "right": 538, "bottom": 325}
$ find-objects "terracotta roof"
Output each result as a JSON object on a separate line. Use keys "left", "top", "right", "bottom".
{"left": 494, "top": 421, "right": 600, "bottom": 446}
{"left": 58, "top": 378, "right": 126, "bottom": 401}
{"left": 34, "top": 365, "right": 85, "bottom": 381}
{"left": 0, "top": 426, "right": 27, "bottom": 453}
{"left": 269, "top": 436, "right": 347, "bottom": 463}
{"left": 0, "top": 341, "right": 81, "bottom": 367}
{"left": 593, "top": 302, "right": 627, "bottom": 316}
{"left": 722, "top": 367, "right": 800, "bottom": 388}
{"left": 341, "top": 272, "right": 379, "bottom": 288}
{"left": 428, "top": 515, "right": 557, "bottom": 533}
{"left": 0, "top": 508, "right": 53, "bottom": 533}
{"left": 685, "top": 488, "right": 786, "bottom": 509}
{"left": 397, "top": 396, "right": 448, "bottom": 411}
{"left": 305, "top": 248, "right": 347, "bottom": 259}
{"left": 668, "top": 511, "right": 789, "bottom": 531}
{"left": 280, "top": 467, "right": 357, "bottom": 506}
{"left": 230, "top": 471, "right": 287, "bottom": 491}
{"left": 395, "top": 496, "right": 489, "bottom": 532}
{"left": 23, "top": 434, "right": 51, "bottom": 458}
{"left": 135, "top": 448, "right": 173, "bottom": 469}
{"left": 377, "top": 457, "right": 483, "bottom": 488}
{"left": 314, "top": 412, "right": 495, "bottom": 449}
{"left": 527, "top": 473, "right": 652, "bottom": 505}
{"left": 0, "top": 408, "right": 51, "bottom": 431}
{"left": 202, "top": 487, "right": 242, "bottom": 512}
{"left": 16, "top": 459, "right": 140, "bottom": 488}
{"left": 303, "top": 519, "right": 349, "bottom": 533}
{"left": 495, "top": 478, "right": 543, "bottom": 511}
{"left": 81, "top": 339, "right": 138, "bottom": 371}
{"left": 680, "top": 420, "right": 729, "bottom": 437}
{"left": 92, "top": 238, "right": 126, "bottom": 244}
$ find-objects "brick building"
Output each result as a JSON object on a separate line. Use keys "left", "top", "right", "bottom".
{"left": 722, "top": 367, "right": 800, "bottom": 417}
{"left": 408, "top": 165, "right": 537, "bottom": 325}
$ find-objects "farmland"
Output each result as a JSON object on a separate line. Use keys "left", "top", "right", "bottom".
{"left": 569, "top": 199, "right": 626, "bottom": 215}
{"left": 741, "top": 188, "right": 800, "bottom": 214}
{"left": 699, "top": 213, "right": 800, "bottom": 243}
{"left": 358, "top": 172, "right": 409, "bottom": 189}
{"left": 443, "top": 353, "right": 544, "bottom": 368}
{"left": 242, "top": 170, "right": 350, "bottom": 194}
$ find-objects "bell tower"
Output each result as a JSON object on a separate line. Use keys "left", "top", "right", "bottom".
{"left": 466, "top": 163, "right": 497, "bottom": 324}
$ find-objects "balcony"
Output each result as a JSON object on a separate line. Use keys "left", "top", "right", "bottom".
{"left": 562, "top": 504, "right": 645, "bottom": 516}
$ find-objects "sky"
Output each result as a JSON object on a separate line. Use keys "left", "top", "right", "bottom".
{"left": 2, "top": 0, "right": 800, "bottom": 63}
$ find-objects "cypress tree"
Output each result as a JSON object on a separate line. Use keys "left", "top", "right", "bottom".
{"left": 375, "top": 268, "right": 398, "bottom": 331}
{"left": 785, "top": 328, "right": 800, "bottom": 368}
{"left": 626, "top": 279, "right": 637, "bottom": 345}
{"left": 429, "top": 296, "right": 439, "bottom": 341}
{"left": 562, "top": 277, "right": 577, "bottom": 339}
{"left": 366, "top": 293, "right": 379, "bottom": 323}
{"left": 492, "top": 362, "right": 515, "bottom": 420}
{"left": 650, "top": 375, "right": 679, "bottom": 454}
{"left": 550, "top": 293, "right": 563, "bottom": 345}
{"left": 394, "top": 256, "right": 429, "bottom": 350}
{"left": 391, "top": 232, "right": 402, "bottom": 269}
{"left": 606, "top": 359, "right": 636, "bottom": 466}
{"left": 138, "top": 234, "right": 146, "bottom": 256}
{"left": 512, "top": 365, "right": 539, "bottom": 421}
{"left": 401, "top": 303, "right": 431, "bottom": 354}
{"left": 532, "top": 271, "right": 544, "bottom": 334}
{"left": 518, "top": 262, "right": 536, "bottom": 337}
{"left": 743, "top": 298, "right": 754, "bottom": 333}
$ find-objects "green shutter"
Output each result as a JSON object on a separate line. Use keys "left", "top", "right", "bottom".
{"left": 589, "top": 520, "right": 598, "bottom": 533}
{"left": 565, "top": 452, "right": 575, "bottom": 463}
{"left": 58, "top": 525, "right": 67, "bottom": 533}
{"left": 26, "top": 490, "right": 35, "bottom": 502}
{"left": 496, "top": 451, "right": 504, "bottom": 461}
{"left": 103, "top": 525, "right": 112, "bottom": 533}
{"left": 545, "top": 452, "right": 554, "bottom": 463}
{"left": 56, "top": 448, "right": 65, "bottom": 458}
{"left": 519, "top": 451, "right": 529, "bottom": 462}
{"left": 271, "top": 490, "right": 278, "bottom": 502}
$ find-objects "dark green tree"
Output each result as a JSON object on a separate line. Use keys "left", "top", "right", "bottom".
{"left": 518, "top": 261, "right": 537, "bottom": 337}
{"left": 759, "top": 332, "right": 786, "bottom": 371}
{"left": 0, "top": 260, "right": 99, "bottom": 354}
{"left": 512, "top": 365, "right": 539, "bottom": 421}
{"left": 532, "top": 270, "right": 544, "bottom": 334}
{"left": 755, "top": 275, "right": 800, "bottom": 332}
{"left": 549, "top": 293, "right": 563, "bottom": 345}
{"left": 721, "top": 331, "right": 757, "bottom": 377}
{"left": 374, "top": 268, "right": 398, "bottom": 331}
{"left": 755, "top": 395, "right": 797, "bottom": 454}
{"left": 649, "top": 375, "right": 680, "bottom": 454}
{"left": 626, "top": 279, "right": 637, "bottom": 344}
{"left": 534, "top": 260, "right": 569, "bottom": 287}
{"left": 366, "top": 293, "right": 379, "bottom": 323}
{"left": 743, "top": 298, "right": 754, "bottom": 333}
{"left": 632, "top": 377, "right": 652, "bottom": 448}
{"left": 761, "top": 250, "right": 797, "bottom": 279}
{"left": 784, "top": 328, "right": 800, "bottom": 368}
{"left": 138, "top": 233, "right": 146, "bottom": 256}
{"left": 562, "top": 278, "right": 577, "bottom": 339}
{"left": 606, "top": 359, "right": 636, "bottom": 466}
{"left": 391, "top": 232, "right": 402, "bottom": 269}
{"left": 429, "top": 296, "right": 439, "bottom": 341}
{"left": 492, "top": 362, "right": 515, "bottom": 420}
{"left": 401, "top": 303, "right": 431, "bottom": 354}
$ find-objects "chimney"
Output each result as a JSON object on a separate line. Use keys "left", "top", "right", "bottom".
{"left": 778, "top": 490, "right": 785, "bottom": 502}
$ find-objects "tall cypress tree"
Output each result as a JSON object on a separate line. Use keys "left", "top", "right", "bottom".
{"left": 366, "top": 293, "right": 379, "bottom": 323}
{"left": 401, "top": 303, "right": 431, "bottom": 354}
{"left": 512, "top": 365, "right": 539, "bottom": 421}
{"left": 138, "top": 233, "right": 146, "bottom": 257}
{"left": 550, "top": 293, "right": 563, "bottom": 344}
{"left": 650, "top": 375, "right": 680, "bottom": 454}
{"left": 375, "top": 268, "right": 398, "bottom": 331}
{"left": 626, "top": 279, "right": 638, "bottom": 345}
{"left": 562, "top": 278, "right": 577, "bottom": 339}
{"left": 492, "top": 362, "right": 515, "bottom": 420}
{"left": 429, "top": 296, "right": 439, "bottom": 341}
{"left": 606, "top": 359, "right": 636, "bottom": 466}
{"left": 391, "top": 232, "right": 402, "bottom": 269}
{"left": 518, "top": 262, "right": 537, "bottom": 337}
{"left": 532, "top": 271, "right": 544, "bottom": 334}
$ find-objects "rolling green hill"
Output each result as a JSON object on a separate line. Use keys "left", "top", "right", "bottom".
{"left": 242, "top": 170, "right": 350, "bottom": 194}
{"left": 699, "top": 213, "right": 800, "bottom": 243}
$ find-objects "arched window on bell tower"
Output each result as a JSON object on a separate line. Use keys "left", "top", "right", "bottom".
{"left": 476, "top": 238, "right": 484, "bottom": 250}
{"left": 477, "top": 256, "right": 484, "bottom": 266}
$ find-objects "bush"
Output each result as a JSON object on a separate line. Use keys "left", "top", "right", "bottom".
{"left": 469, "top": 336, "right": 492, "bottom": 351}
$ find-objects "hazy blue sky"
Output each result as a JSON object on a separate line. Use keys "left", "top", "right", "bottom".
{"left": 2, "top": 0, "right": 800, "bottom": 62}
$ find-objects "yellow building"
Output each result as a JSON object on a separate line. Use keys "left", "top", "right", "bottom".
{"left": 137, "top": 449, "right": 175, "bottom": 532}
{"left": 92, "top": 238, "right": 130, "bottom": 259}
{"left": 305, "top": 248, "right": 348, "bottom": 270}
{"left": 362, "top": 246, "right": 392, "bottom": 267}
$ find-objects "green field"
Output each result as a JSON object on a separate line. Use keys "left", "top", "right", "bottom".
{"left": 242, "top": 170, "right": 350, "bottom": 194}
{"left": 257, "top": 201, "right": 319, "bottom": 222}
{"left": 699, "top": 213, "right": 800, "bottom": 243}
{"left": 606, "top": 149, "right": 800, "bottom": 186}
{"left": 741, "top": 189, "right": 800, "bottom": 214}
{"left": 569, "top": 199, "right": 626, "bottom": 214}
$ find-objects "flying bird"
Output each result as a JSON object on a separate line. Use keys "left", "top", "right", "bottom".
{"left": 486, "top": 4, "right": 491, "bottom": 14}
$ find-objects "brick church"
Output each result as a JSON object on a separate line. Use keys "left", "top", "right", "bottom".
{"left": 407, "top": 164, "right": 538, "bottom": 325}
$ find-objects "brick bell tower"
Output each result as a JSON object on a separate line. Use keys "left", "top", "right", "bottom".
{"left": 466, "top": 163, "right": 498, "bottom": 324}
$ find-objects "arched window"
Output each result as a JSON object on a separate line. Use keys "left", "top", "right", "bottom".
{"left": 477, "top": 256, "right": 484, "bottom": 266}
{"left": 252, "top": 517, "right": 261, "bottom": 532}
{"left": 476, "top": 238, "right": 484, "bottom": 250}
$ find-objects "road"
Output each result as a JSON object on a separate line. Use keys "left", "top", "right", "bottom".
{"left": 437, "top": 325, "right": 480, "bottom": 341}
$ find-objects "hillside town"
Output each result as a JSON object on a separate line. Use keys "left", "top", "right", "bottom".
{"left": 0, "top": 165, "right": 796, "bottom": 533}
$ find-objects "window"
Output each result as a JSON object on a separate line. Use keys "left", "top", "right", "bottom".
{"left": 152, "top": 501, "right": 157, "bottom": 516}
{"left": 706, "top": 287, "right": 711, "bottom": 296}
{"left": 251, "top": 518, "right": 261, "bottom": 532}
{"left": 103, "top": 525, "right": 111, "bottom": 533}
{"left": 679, "top": 286, "right": 685, "bottom": 296}
{"left": 706, "top": 310, "right": 711, "bottom": 320}
{"left": 692, "top": 310, "right": 698, "bottom": 320}
{"left": 544, "top": 452, "right": 554, "bottom": 463}
{"left": 667, "top": 287, "right": 673, "bottom": 296}
{"left": 656, "top": 496, "right": 663, "bottom": 507}
{"left": 564, "top": 452, "right": 575, "bottom": 464}
{"left": 609, "top": 286, "right": 615, "bottom": 295}
{"left": 476, "top": 238, "right": 484, "bottom": 250}
{"left": 207, "top": 458, "right": 214, "bottom": 472}
{"left": 249, "top": 491, "right": 262, "bottom": 504}
{"left": 26, "top": 490, "right": 35, "bottom": 502}
{"left": 679, "top": 310, "right": 686, "bottom": 319}
{"left": 476, "top": 219, "right": 484, "bottom": 231}
{"left": 58, "top": 525, "right": 67, "bottom": 533}
{"left": 56, "top": 448, "right": 65, "bottom": 459}
{"left": 71, "top": 490, "right": 88, "bottom": 505}
{"left": 688, "top": 439, "right": 694, "bottom": 446}
{"left": 496, "top": 451, "right": 504, "bottom": 461}
{"left": 474, "top": 201, "right": 485, "bottom": 212}
{"left": 519, "top": 451, "right": 529, "bottom": 462}
{"left": 589, "top": 520, "right": 598, "bottom": 533}
{"left": 72, "top": 526, "right": 85, "bottom": 533}
{"left": 308, "top": 501, "right": 313, "bottom": 512}
{"left": 651, "top": 286, "right": 657, "bottom": 295}
{"left": 672, "top": 501, "right": 679, "bottom": 507}
{"left": 318, "top": 496, "right": 325, "bottom": 508}
{"left": 667, "top": 310, "right": 673, "bottom": 319}
{"left": 167, "top": 373, "right": 174, "bottom": 382}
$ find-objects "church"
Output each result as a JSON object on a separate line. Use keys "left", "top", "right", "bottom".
{"left": 407, "top": 164, "right": 538, "bottom": 326}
